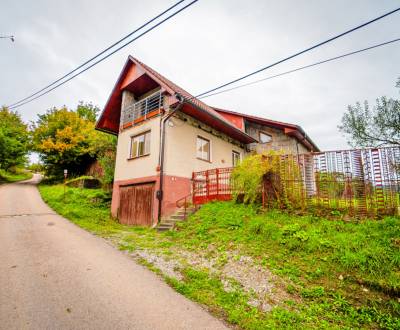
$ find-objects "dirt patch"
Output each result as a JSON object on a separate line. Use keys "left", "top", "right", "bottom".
{"left": 119, "top": 243, "right": 294, "bottom": 313}
{"left": 131, "top": 250, "right": 183, "bottom": 280}
{"left": 176, "top": 250, "right": 293, "bottom": 312}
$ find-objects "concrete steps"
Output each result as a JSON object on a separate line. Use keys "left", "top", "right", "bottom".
{"left": 155, "top": 207, "right": 198, "bottom": 232}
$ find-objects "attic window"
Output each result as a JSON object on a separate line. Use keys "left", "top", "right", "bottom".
{"left": 259, "top": 131, "right": 272, "bottom": 144}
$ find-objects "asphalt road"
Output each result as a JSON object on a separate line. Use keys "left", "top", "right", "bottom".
{"left": 0, "top": 174, "right": 227, "bottom": 330}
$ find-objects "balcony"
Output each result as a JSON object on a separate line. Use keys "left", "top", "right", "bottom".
{"left": 121, "top": 91, "right": 163, "bottom": 129}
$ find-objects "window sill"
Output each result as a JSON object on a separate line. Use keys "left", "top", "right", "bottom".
{"left": 127, "top": 153, "right": 150, "bottom": 161}
{"left": 196, "top": 157, "right": 212, "bottom": 163}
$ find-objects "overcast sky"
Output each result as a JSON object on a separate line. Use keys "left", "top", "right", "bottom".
{"left": 1, "top": 0, "right": 399, "bottom": 154}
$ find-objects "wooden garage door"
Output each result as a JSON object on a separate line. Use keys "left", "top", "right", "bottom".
{"left": 119, "top": 183, "right": 155, "bottom": 226}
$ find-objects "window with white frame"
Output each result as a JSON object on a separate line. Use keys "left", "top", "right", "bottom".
{"left": 232, "top": 151, "right": 241, "bottom": 166}
{"left": 259, "top": 131, "right": 272, "bottom": 144}
{"left": 130, "top": 131, "right": 151, "bottom": 158}
{"left": 196, "top": 136, "right": 210, "bottom": 161}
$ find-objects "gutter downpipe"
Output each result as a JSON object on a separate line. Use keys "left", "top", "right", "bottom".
{"left": 157, "top": 94, "right": 184, "bottom": 223}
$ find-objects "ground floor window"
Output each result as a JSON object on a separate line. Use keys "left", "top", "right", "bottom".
{"left": 232, "top": 150, "right": 241, "bottom": 166}
{"left": 130, "top": 131, "right": 151, "bottom": 158}
{"left": 197, "top": 136, "right": 211, "bottom": 161}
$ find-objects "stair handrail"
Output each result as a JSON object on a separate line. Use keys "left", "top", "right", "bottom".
{"left": 175, "top": 189, "right": 200, "bottom": 220}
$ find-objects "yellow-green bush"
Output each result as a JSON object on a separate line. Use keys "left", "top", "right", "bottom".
{"left": 231, "top": 151, "right": 304, "bottom": 208}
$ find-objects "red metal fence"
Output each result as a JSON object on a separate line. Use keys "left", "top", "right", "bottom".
{"left": 192, "top": 167, "right": 233, "bottom": 205}
{"left": 192, "top": 146, "right": 400, "bottom": 218}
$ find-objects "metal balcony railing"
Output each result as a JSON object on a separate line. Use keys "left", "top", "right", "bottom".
{"left": 121, "top": 91, "right": 163, "bottom": 128}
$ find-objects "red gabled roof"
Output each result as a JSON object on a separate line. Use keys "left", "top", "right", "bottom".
{"left": 95, "top": 57, "right": 132, "bottom": 135}
{"left": 96, "top": 56, "right": 256, "bottom": 144}
{"left": 96, "top": 56, "right": 318, "bottom": 151}
{"left": 213, "top": 107, "right": 319, "bottom": 152}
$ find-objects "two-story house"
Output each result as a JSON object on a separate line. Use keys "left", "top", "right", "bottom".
{"left": 96, "top": 56, "right": 318, "bottom": 227}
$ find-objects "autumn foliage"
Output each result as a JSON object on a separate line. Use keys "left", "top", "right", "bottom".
{"left": 31, "top": 102, "right": 115, "bottom": 178}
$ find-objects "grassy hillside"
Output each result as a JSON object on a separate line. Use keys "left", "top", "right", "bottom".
{"left": 0, "top": 169, "right": 33, "bottom": 183}
{"left": 39, "top": 184, "right": 400, "bottom": 329}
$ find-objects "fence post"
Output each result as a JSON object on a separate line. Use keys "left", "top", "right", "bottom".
{"left": 353, "top": 149, "right": 366, "bottom": 217}
{"left": 229, "top": 167, "right": 233, "bottom": 199}
{"left": 372, "top": 148, "right": 384, "bottom": 215}
{"left": 216, "top": 168, "right": 219, "bottom": 198}
{"left": 206, "top": 170, "right": 209, "bottom": 201}
{"left": 192, "top": 171, "right": 196, "bottom": 205}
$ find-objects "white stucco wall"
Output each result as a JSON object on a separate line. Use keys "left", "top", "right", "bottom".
{"left": 114, "top": 117, "right": 161, "bottom": 181}
{"left": 164, "top": 115, "right": 244, "bottom": 178}
{"left": 114, "top": 111, "right": 311, "bottom": 183}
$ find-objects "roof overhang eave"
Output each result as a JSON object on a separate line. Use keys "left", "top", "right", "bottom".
{"left": 95, "top": 125, "right": 119, "bottom": 136}
{"left": 95, "top": 57, "right": 134, "bottom": 134}
{"left": 284, "top": 127, "right": 320, "bottom": 152}
{"left": 178, "top": 98, "right": 256, "bottom": 144}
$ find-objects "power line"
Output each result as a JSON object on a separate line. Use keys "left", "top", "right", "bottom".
{"left": 195, "top": 7, "right": 400, "bottom": 99}
{"left": 8, "top": 0, "right": 187, "bottom": 108}
{"left": 199, "top": 37, "right": 400, "bottom": 99}
{"left": 0, "top": 35, "right": 15, "bottom": 42}
{"left": 8, "top": 0, "right": 197, "bottom": 109}
{"left": 9, "top": 4, "right": 399, "bottom": 109}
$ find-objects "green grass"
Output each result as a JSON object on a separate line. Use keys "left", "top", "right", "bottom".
{"left": 39, "top": 184, "right": 120, "bottom": 235}
{"left": 39, "top": 185, "right": 400, "bottom": 329}
{"left": 0, "top": 168, "right": 33, "bottom": 183}
{"left": 177, "top": 203, "right": 400, "bottom": 293}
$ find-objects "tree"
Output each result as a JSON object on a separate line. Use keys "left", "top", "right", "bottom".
{"left": 31, "top": 103, "right": 114, "bottom": 178}
{"left": 338, "top": 77, "right": 400, "bottom": 147}
{"left": 0, "top": 107, "right": 29, "bottom": 170}
{"left": 76, "top": 101, "right": 99, "bottom": 122}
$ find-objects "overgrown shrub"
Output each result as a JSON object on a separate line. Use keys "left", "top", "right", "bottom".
{"left": 231, "top": 151, "right": 304, "bottom": 208}
{"left": 315, "top": 172, "right": 370, "bottom": 200}
{"left": 98, "top": 149, "right": 116, "bottom": 187}
{"left": 315, "top": 172, "right": 345, "bottom": 198}
{"left": 231, "top": 153, "right": 270, "bottom": 204}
